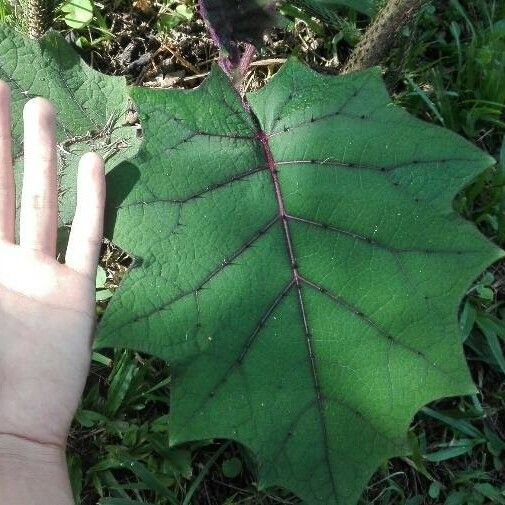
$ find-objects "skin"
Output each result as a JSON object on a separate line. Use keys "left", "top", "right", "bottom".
{"left": 0, "top": 81, "right": 105, "bottom": 504}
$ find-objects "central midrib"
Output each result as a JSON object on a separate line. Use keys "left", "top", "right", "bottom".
{"left": 254, "top": 122, "right": 339, "bottom": 500}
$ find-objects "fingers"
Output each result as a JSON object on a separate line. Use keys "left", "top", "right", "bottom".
{"left": 0, "top": 81, "right": 14, "bottom": 242}
{"left": 66, "top": 152, "right": 105, "bottom": 280}
{"left": 19, "top": 97, "right": 57, "bottom": 255}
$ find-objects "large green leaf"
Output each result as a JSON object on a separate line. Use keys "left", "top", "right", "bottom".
{"left": 96, "top": 59, "right": 502, "bottom": 504}
{"left": 0, "top": 24, "right": 140, "bottom": 232}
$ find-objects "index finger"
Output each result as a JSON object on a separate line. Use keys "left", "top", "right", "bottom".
{"left": 66, "top": 152, "right": 105, "bottom": 280}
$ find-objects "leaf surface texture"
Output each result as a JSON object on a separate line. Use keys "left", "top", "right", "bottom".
{"left": 96, "top": 59, "right": 502, "bottom": 504}
{"left": 0, "top": 24, "right": 140, "bottom": 231}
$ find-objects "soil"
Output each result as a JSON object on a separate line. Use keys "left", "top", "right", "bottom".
{"left": 71, "top": 2, "right": 352, "bottom": 92}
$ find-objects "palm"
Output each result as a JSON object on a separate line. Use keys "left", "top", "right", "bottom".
{"left": 0, "top": 83, "right": 105, "bottom": 448}
{"left": 0, "top": 244, "right": 95, "bottom": 444}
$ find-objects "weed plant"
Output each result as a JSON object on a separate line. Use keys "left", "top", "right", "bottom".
{"left": 2, "top": 1, "right": 504, "bottom": 504}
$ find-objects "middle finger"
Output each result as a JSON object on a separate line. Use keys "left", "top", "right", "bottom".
{"left": 19, "top": 97, "right": 57, "bottom": 256}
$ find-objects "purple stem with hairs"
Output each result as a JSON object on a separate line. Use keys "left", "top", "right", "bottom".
{"left": 198, "top": 0, "right": 260, "bottom": 85}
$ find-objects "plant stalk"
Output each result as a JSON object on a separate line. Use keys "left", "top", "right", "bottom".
{"left": 234, "top": 43, "right": 257, "bottom": 86}
{"left": 26, "top": 0, "right": 53, "bottom": 39}
{"left": 342, "top": 0, "right": 427, "bottom": 74}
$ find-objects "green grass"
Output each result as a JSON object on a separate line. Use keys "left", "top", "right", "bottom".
{"left": 0, "top": 0, "right": 12, "bottom": 23}
{"left": 4, "top": 0, "right": 504, "bottom": 503}
{"left": 363, "top": 2, "right": 505, "bottom": 503}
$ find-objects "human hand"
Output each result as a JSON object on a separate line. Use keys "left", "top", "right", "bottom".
{"left": 0, "top": 81, "right": 105, "bottom": 452}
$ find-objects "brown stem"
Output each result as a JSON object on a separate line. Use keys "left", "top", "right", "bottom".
{"left": 26, "top": 0, "right": 53, "bottom": 39}
{"left": 342, "top": 0, "right": 427, "bottom": 74}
